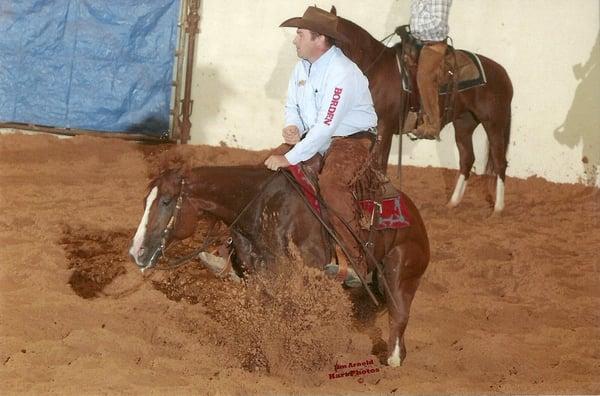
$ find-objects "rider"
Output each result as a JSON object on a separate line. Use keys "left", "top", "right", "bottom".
{"left": 264, "top": 6, "right": 378, "bottom": 287}
{"left": 410, "top": 0, "right": 452, "bottom": 139}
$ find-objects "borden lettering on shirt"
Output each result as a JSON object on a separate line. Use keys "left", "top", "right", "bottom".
{"left": 324, "top": 87, "right": 343, "bottom": 126}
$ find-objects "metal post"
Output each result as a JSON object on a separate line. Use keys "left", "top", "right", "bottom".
{"left": 180, "top": 0, "right": 200, "bottom": 144}
{"left": 170, "top": 0, "right": 189, "bottom": 142}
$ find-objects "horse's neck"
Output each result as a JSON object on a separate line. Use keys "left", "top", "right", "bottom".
{"left": 338, "top": 20, "right": 390, "bottom": 72}
{"left": 187, "top": 166, "right": 272, "bottom": 224}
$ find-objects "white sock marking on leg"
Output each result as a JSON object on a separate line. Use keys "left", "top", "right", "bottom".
{"left": 449, "top": 174, "right": 467, "bottom": 207}
{"left": 494, "top": 177, "right": 505, "bottom": 212}
{"left": 387, "top": 337, "right": 401, "bottom": 367}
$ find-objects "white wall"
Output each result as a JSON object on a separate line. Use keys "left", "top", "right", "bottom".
{"left": 190, "top": 0, "right": 600, "bottom": 186}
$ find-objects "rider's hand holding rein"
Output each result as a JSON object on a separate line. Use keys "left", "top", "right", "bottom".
{"left": 264, "top": 125, "right": 298, "bottom": 170}
{"left": 264, "top": 154, "right": 291, "bottom": 171}
{"left": 282, "top": 125, "right": 301, "bottom": 144}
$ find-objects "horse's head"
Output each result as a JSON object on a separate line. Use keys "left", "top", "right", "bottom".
{"left": 128, "top": 168, "right": 200, "bottom": 271}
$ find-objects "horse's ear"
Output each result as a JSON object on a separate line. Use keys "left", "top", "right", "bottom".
{"left": 330, "top": 6, "right": 337, "bottom": 15}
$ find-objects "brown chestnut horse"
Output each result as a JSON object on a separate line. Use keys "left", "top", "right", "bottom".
{"left": 129, "top": 165, "right": 429, "bottom": 366}
{"left": 332, "top": 7, "right": 513, "bottom": 212}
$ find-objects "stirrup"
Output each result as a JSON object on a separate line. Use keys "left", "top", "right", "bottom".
{"left": 323, "top": 263, "right": 363, "bottom": 288}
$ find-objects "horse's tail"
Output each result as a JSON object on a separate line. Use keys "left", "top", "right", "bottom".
{"left": 504, "top": 106, "right": 512, "bottom": 156}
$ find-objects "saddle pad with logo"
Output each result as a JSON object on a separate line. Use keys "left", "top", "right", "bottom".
{"left": 359, "top": 196, "right": 411, "bottom": 230}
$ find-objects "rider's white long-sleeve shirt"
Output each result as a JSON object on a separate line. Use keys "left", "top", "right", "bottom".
{"left": 410, "top": 0, "right": 452, "bottom": 42}
{"left": 283, "top": 46, "right": 377, "bottom": 165}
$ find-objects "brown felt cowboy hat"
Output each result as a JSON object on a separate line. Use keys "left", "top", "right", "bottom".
{"left": 279, "top": 6, "right": 349, "bottom": 43}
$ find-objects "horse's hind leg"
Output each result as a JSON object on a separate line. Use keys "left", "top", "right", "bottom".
{"left": 448, "top": 112, "right": 479, "bottom": 208}
{"left": 482, "top": 111, "right": 510, "bottom": 212}
{"left": 381, "top": 244, "right": 426, "bottom": 367}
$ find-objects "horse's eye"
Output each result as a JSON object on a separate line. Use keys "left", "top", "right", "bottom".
{"left": 161, "top": 197, "right": 172, "bottom": 206}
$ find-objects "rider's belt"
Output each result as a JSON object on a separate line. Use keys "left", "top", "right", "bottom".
{"left": 422, "top": 38, "right": 448, "bottom": 45}
{"left": 341, "top": 128, "right": 377, "bottom": 143}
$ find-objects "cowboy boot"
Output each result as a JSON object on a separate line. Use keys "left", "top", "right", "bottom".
{"left": 415, "top": 43, "right": 446, "bottom": 139}
{"left": 415, "top": 113, "right": 441, "bottom": 140}
{"left": 324, "top": 263, "right": 365, "bottom": 288}
{"left": 342, "top": 263, "right": 365, "bottom": 288}
{"left": 402, "top": 110, "right": 419, "bottom": 133}
{"left": 324, "top": 246, "right": 367, "bottom": 288}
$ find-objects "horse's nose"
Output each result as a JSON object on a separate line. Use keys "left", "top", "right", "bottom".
{"left": 128, "top": 247, "right": 144, "bottom": 264}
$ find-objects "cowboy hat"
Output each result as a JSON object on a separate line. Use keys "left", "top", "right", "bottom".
{"left": 279, "top": 6, "right": 349, "bottom": 43}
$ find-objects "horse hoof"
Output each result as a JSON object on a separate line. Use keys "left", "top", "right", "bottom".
{"left": 446, "top": 200, "right": 459, "bottom": 209}
{"left": 387, "top": 355, "right": 401, "bottom": 367}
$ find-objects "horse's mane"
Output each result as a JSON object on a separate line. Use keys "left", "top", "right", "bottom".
{"left": 147, "top": 152, "right": 269, "bottom": 192}
{"left": 335, "top": 13, "right": 391, "bottom": 69}
{"left": 143, "top": 145, "right": 196, "bottom": 191}
{"left": 338, "top": 16, "right": 379, "bottom": 45}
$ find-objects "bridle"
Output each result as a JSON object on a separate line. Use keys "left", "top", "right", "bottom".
{"left": 146, "top": 177, "right": 214, "bottom": 271}
{"left": 159, "top": 178, "right": 187, "bottom": 256}
{"left": 148, "top": 171, "right": 280, "bottom": 271}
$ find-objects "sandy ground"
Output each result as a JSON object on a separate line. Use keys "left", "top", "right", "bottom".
{"left": 1, "top": 133, "right": 599, "bottom": 395}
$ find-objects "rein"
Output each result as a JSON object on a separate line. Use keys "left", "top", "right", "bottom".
{"left": 104, "top": 172, "right": 280, "bottom": 298}
{"left": 158, "top": 219, "right": 219, "bottom": 270}
{"left": 280, "top": 169, "right": 401, "bottom": 310}
{"left": 152, "top": 171, "right": 280, "bottom": 271}
{"left": 144, "top": 178, "right": 209, "bottom": 271}
{"left": 228, "top": 171, "right": 280, "bottom": 230}
{"left": 363, "top": 31, "right": 396, "bottom": 74}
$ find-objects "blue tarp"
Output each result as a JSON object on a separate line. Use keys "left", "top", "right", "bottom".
{"left": 0, "top": 1, "right": 180, "bottom": 136}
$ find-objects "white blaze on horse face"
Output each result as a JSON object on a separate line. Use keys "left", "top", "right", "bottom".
{"left": 387, "top": 337, "right": 401, "bottom": 367}
{"left": 129, "top": 187, "right": 158, "bottom": 265}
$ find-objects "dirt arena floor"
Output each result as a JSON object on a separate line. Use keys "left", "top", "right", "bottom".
{"left": 1, "top": 132, "right": 599, "bottom": 395}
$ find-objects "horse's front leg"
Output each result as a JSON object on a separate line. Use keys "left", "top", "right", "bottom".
{"left": 376, "top": 119, "right": 397, "bottom": 172}
{"left": 230, "top": 229, "right": 266, "bottom": 274}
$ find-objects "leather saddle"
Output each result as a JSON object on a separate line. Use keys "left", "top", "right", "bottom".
{"left": 394, "top": 25, "right": 487, "bottom": 132}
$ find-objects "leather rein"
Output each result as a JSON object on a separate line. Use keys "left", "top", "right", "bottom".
{"left": 279, "top": 169, "right": 402, "bottom": 311}
{"left": 151, "top": 172, "right": 280, "bottom": 271}
{"left": 129, "top": 168, "right": 397, "bottom": 311}
{"left": 363, "top": 31, "right": 396, "bottom": 74}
